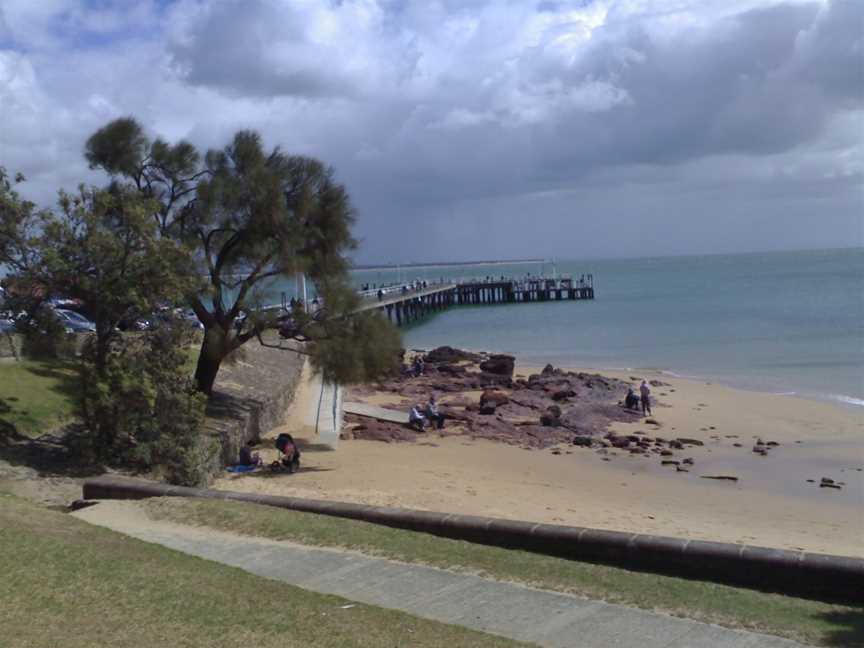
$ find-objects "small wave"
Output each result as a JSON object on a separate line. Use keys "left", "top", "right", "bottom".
{"left": 823, "top": 394, "right": 864, "bottom": 408}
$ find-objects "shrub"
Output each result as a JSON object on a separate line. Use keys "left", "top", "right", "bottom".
{"left": 77, "top": 321, "right": 212, "bottom": 485}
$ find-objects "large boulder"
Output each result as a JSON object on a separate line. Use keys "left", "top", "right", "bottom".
{"left": 540, "top": 404, "right": 562, "bottom": 427}
{"left": 436, "top": 363, "right": 467, "bottom": 375}
{"left": 480, "top": 390, "right": 510, "bottom": 408}
{"left": 425, "top": 346, "right": 479, "bottom": 364}
{"left": 479, "top": 354, "right": 515, "bottom": 377}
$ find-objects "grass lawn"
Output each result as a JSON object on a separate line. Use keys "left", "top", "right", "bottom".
{"left": 143, "top": 497, "right": 864, "bottom": 647}
{"left": 0, "top": 359, "right": 79, "bottom": 437}
{"left": 0, "top": 342, "right": 201, "bottom": 439}
{"left": 0, "top": 493, "right": 527, "bottom": 648}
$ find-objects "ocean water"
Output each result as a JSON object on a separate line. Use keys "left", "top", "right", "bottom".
{"left": 352, "top": 249, "right": 864, "bottom": 408}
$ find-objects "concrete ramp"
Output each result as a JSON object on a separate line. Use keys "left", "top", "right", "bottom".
{"left": 283, "top": 359, "right": 342, "bottom": 449}
{"left": 344, "top": 402, "right": 409, "bottom": 424}
{"left": 313, "top": 379, "right": 343, "bottom": 448}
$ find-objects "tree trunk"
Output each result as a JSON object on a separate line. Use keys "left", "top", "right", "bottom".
{"left": 194, "top": 330, "right": 225, "bottom": 395}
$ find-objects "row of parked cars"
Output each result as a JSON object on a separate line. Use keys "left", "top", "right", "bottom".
{"left": 0, "top": 292, "right": 204, "bottom": 335}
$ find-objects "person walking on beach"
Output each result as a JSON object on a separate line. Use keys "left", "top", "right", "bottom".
{"left": 640, "top": 380, "right": 652, "bottom": 416}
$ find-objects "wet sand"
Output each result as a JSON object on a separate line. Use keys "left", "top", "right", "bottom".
{"left": 214, "top": 363, "right": 864, "bottom": 558}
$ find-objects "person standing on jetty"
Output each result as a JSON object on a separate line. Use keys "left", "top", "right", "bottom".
{"left": 640, "top": 380, "right": 652, "bottom": 416}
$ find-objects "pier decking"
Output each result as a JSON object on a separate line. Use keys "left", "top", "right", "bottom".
{"left": 359, "top": 276, "right": 594, "bottom": 327}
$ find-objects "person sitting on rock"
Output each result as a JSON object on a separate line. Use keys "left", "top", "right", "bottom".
{"left": 409, "top": 404, "right": 427, "bottom": 431}
{"left": 624, "top": 387, "right": 640, "bottom": 411}
{"left": 425, "top": 395, "right": 445, "bottom": 430}
{"left": 238, "top": 440, "right": 262, "bottom": 467}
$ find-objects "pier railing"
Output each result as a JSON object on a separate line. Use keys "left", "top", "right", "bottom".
{"left": 274, "top": 274, "right": 594, "bottom": 327}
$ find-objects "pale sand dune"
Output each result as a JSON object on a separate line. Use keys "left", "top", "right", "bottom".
{"left": 214, "top": 365, "right": 864, "bottom": 557}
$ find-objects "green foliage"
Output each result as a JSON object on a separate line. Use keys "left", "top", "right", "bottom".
{"left": 0, "top": 166, "right": 48, "bottom": 274}
{"left": 47, "top": 187, "right": 197, "bottom": 346}
{"left": 14, "top": 303, "right": 76, "bottom": 360}
{"left": 82, "top": 117, "right": 401, "bottom": 395}
{"left": 304, "top": 280, "right": 402, "bottom": 384}
{"left": 77, "top": 323, "right": 210, "bottom": 485}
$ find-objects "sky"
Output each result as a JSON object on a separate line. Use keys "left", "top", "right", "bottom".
{"left": 0, "top": 0, "right": 861, "bottom": 264}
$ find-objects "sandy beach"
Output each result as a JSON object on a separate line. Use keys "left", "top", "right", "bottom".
{"left": 214, "top": 359, "right": 864, "bottom": 558}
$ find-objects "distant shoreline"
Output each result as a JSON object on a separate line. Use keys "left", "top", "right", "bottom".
{"left": 353, "top": 259, "right": 545, "bottom": 271}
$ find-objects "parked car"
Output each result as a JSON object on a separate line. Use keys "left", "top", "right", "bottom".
{"left": 54, "top": 308, "right": 96, "bottom": 333}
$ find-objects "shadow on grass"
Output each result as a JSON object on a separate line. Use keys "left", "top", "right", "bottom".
{"left": 23, "top": 359, "right": 82, "bottom": 405}
{"left": 818, "top": 609, "right": 864, "bottom": 647}
{"left": 0, "top": 392, "right": 99, "bottom": 479}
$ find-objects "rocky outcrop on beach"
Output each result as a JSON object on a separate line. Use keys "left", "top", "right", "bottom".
{"left": 344, "top": 347, "right": 643, "bottom": 449}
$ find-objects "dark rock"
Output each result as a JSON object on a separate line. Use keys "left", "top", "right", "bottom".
{"left": 660, "top": 450, "right": 674, "bottom": 457}
{"left": 540, "top": 414, "right": 562, "bottom": 427}
{"left": 436, "top": 363, "right": 467, "bottom": 375}
{"left": 479, "top": 405, "right": 497, "bottom": 415}
{"left": 701, "top": 475, "right": 739, "bottom": 481}
{"left": 820, "top": 477, "right": 835, "bottom": 485}
{"left": 478, "top": 372, "right": 514, "bottom": 388}
{"left": 753, "top": 446, "right": 768, "bottom": 455}
{"left": 676, "top": 437, "right": 704, "bottom": 446}
{"left": 682, "top": 457, "right": 694, "bottom": 465}
{"left": 551, "top": 389, "right": 576, "bottom": 401}
{"left": 480, "top": 390, "right": 509, "bottom": 408}
{"left": 542, "top": 364, "right": 556, "bottom": 375}
{"left": 546, "top": 405, "right": 562, "bottom": 419}
{"left": 676, "top": 466, "right": 689, "bottom": 473}
{"left": 649, "top": 379, "right": 670, "bottom": 387}
{"left": 733, "top": 443, "right": 743, "bottom": 447}
{"left": 820, "top": 482, "right": 842, "bottom": 490}
{"left": 766, "top": 441, "right": 780, "bottom": 447}
{"left": 426, "top": 346, "right": 480, "bottom": 363}
{"left": 669, "top": 440, "right": 684, "bottom": 450}
{"left": 661, "top": 460, "right": 680, "bottom": 466}
{"left": 572, "top": 436, "right": 593, "bottom": 447}
{"left": 479, "top": 354, "right": 515, "bottom": 377}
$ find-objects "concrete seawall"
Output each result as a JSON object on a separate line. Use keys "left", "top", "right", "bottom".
{"left": 82, "top": 475, "right": 864, "bottom": 604}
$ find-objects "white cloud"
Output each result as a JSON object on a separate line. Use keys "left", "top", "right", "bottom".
{"left": 0, "top": 0, "right": 860, "bottom": 261}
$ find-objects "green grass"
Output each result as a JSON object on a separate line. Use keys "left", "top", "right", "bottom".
{"left": 0, "top": 493, "right": 527, "bottom": 648}
{"left": 143, "top": 497, "right": 864, "bottom": 647}
{"left": 0, "top": 359, "right": 79, "bottom": 437}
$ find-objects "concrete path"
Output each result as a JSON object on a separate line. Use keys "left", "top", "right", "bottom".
{"left": 73, "top": 501, "right": 808, "bottom": 648}
{"left": 344, "top": 401, "right": 409, "bottom": 424}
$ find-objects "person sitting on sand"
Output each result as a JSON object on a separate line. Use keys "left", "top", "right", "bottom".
{"left": 640, "top": 380, "right": 652, "bottom": 416}
{"left": 409, "top": 404, "right": 427, "bottom": 431}
{"left": 625, "top": 387, "right": 640, "bottom": 411}
{"left": 238, "top": 440, "right": 262, "bottom": 467}
{"left": 425, "top": 395, "right": 445, "bottom": 429}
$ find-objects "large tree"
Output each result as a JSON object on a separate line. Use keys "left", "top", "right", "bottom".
{"left": 85, "top": 119, "right": 400, "bottom": 394}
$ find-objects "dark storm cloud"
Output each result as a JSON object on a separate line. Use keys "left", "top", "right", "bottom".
{"left": 1, "top": 0, "right": 861, "bottom": 262}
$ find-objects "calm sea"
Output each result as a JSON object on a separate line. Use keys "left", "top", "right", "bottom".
{"left": 350, "top": 248, "right": 864, "bottom": 408}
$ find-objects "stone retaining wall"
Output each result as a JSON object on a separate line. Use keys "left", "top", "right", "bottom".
{"left": 201, "top": 339, "right": 305, "bottom": 478}
{"left": 81, "top": 475, "right": 864, "bottom": 604}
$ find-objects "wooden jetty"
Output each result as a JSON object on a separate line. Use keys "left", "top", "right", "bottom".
{"left": 358, "top": 275, "right": 594, "bottom": 327}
